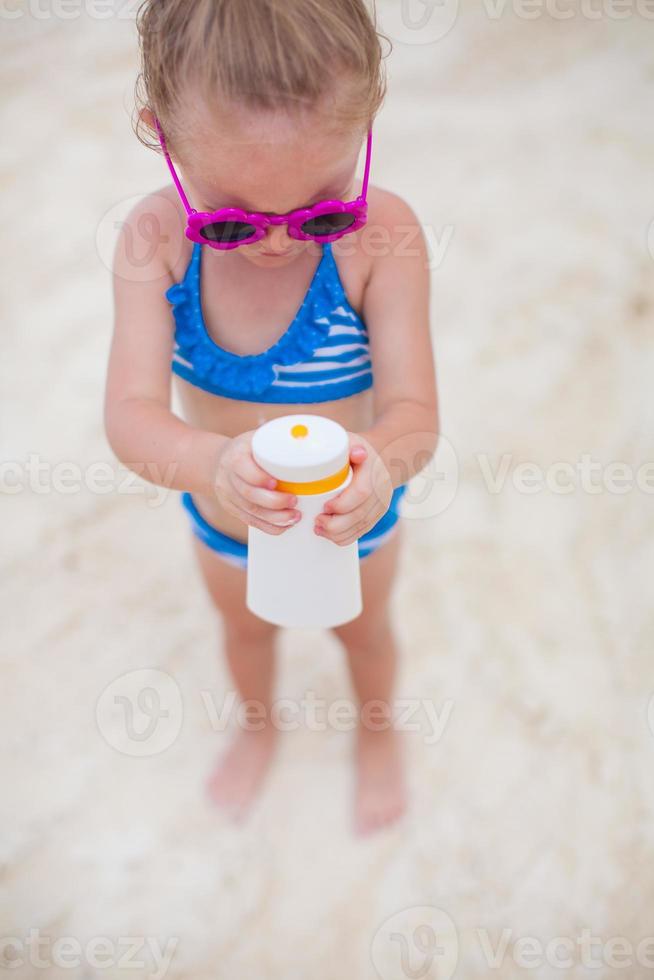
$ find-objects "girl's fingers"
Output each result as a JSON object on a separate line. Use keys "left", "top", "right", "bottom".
{"left": 318, "top": 511, "right": 381, "bottom": 544}
{"left": 323, "top": 477, "right": 390, "bottom": 520}
{"left": 233, "top": 447, "right": 279, "bottom": 491}
{"left": 319, "top": 498, "right": 380, "bottom": 535}
{"left": 322, "top": 482, "right": 370, "bottom": 516}
{"left": 230, "top": 502, "right": 298, "bottom": 536}
{"left": 230, "top": 470, "right": 297, "bottom": 513}
{"left": 229, "top": 475, "right": 299, "bottom": 528}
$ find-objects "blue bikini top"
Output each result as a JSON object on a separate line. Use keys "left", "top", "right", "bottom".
{"left": 165, "top": 241, "right": 373, "bottom": 404}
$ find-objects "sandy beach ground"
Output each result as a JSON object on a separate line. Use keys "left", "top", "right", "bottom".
{"left": 2, "top": 2, "right": 654, "bottom": 978}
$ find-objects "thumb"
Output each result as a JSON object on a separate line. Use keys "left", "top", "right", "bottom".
{"left": 350, "top": 443, "right": 368, "bottom": 464}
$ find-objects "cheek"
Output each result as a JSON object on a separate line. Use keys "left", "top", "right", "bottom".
{"left": 336, "top": 179, "right": 355, "bottom": 202}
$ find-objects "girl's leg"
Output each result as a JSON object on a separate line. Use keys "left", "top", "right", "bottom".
{"left": 190, "top": 534, "right": 280, "bottom": 819}
{"left": 331, "top": 525, "right": 407, "bottom": 835}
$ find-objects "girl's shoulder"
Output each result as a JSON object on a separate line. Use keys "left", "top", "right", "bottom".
{"left": 366, "top": 184, "right": 421, "bottom": 220}
{"left": 331, "top": 184, "right": 425, "bottom": 299}
{"left": 112, "top": 184, "right": 192, "bottom": 287}
{"left": 333, "top": 184, "right": 423, "bottom": 264}
{"left": 113, "top": 183, "right": 423, "bottom": 304}
{"left": 364, "top": 185, "right": 424, "bottom": 247}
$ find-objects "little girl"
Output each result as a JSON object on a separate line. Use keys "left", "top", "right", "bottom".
{"left": 105, "top": 0, "right": 438, "bottom": 835}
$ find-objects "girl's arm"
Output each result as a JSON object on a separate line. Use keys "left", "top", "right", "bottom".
{"left": 103, "top": 193, "right": 229, "bottom": 497}
{"left": 358, "top": 191, "right": 440, "bottom": 486}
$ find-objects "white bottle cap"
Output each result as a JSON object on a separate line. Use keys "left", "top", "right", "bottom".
{"left": 251, "top": 414, "right": 350, "bottom": 484}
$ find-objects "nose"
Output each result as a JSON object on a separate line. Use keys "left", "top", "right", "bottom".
{"left": 262, "top": 223, "right": 295, "bottom": 254}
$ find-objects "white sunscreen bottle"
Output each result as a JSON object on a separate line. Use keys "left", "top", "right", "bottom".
{"left": 246, "top": 414, "right": 363, "bottom": 628}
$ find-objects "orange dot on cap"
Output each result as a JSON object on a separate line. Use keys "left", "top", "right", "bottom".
{"left": 291, "top": 424, "right": 309, "bottom": 438}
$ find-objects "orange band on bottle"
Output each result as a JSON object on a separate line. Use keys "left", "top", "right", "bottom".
{"left": 274, "top": 463, "right": 349, "bottom": 496}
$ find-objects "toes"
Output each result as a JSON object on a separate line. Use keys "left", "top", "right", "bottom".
{"left": 354, "top": 812, "right": 372, "bottom": 836}
{"left": 205, "top": 730, "right": 277, "bottom": 815}
{"left": 354, "top": 794, "right": 407, "bottom": 836}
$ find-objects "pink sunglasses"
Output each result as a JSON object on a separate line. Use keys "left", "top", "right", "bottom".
{"left": 154, "top": 116, "right": 373, "bottom": 250}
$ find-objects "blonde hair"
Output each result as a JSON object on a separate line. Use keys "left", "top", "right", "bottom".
{"left": 134, "top": 0, "right": 391, "bottom": 154}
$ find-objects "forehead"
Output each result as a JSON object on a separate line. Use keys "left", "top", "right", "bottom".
{"left": 175, "top": 105, "right": 363, "bottom": 211}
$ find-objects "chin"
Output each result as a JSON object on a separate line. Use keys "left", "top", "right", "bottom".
{"left": 245, "top": 246, "right": 302, "bottom": 266}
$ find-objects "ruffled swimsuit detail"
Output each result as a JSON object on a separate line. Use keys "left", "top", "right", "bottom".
{"left": 165, "top": 241, "right": 373, "bottom": 404}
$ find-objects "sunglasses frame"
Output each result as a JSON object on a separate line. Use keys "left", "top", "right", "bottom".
{"left": 153, "top": 116, "right": 373, "bottom": 250}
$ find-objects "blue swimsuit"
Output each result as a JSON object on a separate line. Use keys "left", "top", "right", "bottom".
{"left": 166, "top": 241, "right": 407, "bottom": 569}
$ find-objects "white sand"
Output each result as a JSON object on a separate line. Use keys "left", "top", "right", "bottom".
{"left": 2, "top": 3, "right": 654, "bottom": 978}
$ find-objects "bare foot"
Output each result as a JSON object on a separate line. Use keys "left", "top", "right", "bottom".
{"left": 353, "top": 724, "right": 407, "bottom": 836}
{"left": 206, "top": 726, "right": 277, "bottom": 820}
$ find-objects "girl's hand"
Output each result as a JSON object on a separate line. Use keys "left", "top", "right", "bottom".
{"left": 314, "top": 433, "right": 394, "bottom": 547}
{"left": 214, "top": 430, "right": 301, "bottom": 535}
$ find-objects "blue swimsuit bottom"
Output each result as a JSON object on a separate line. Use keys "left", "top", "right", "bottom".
{"left": 181, "top": 484, "right": 408, "bottom": 571}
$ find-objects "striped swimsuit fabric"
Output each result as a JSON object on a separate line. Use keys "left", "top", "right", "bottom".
{"left": 166, "top": 240, "right": 373, "bottom": 403}
{"left": 166, "top": 241, "right": 407, "bottom": 566}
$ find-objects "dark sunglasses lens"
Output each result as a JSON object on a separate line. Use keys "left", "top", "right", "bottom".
{"left": 200, "top": 220, "right": 257, "bottom": 243}
{"left": 301, "top": 212, "right": 357, "bottom": 237}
